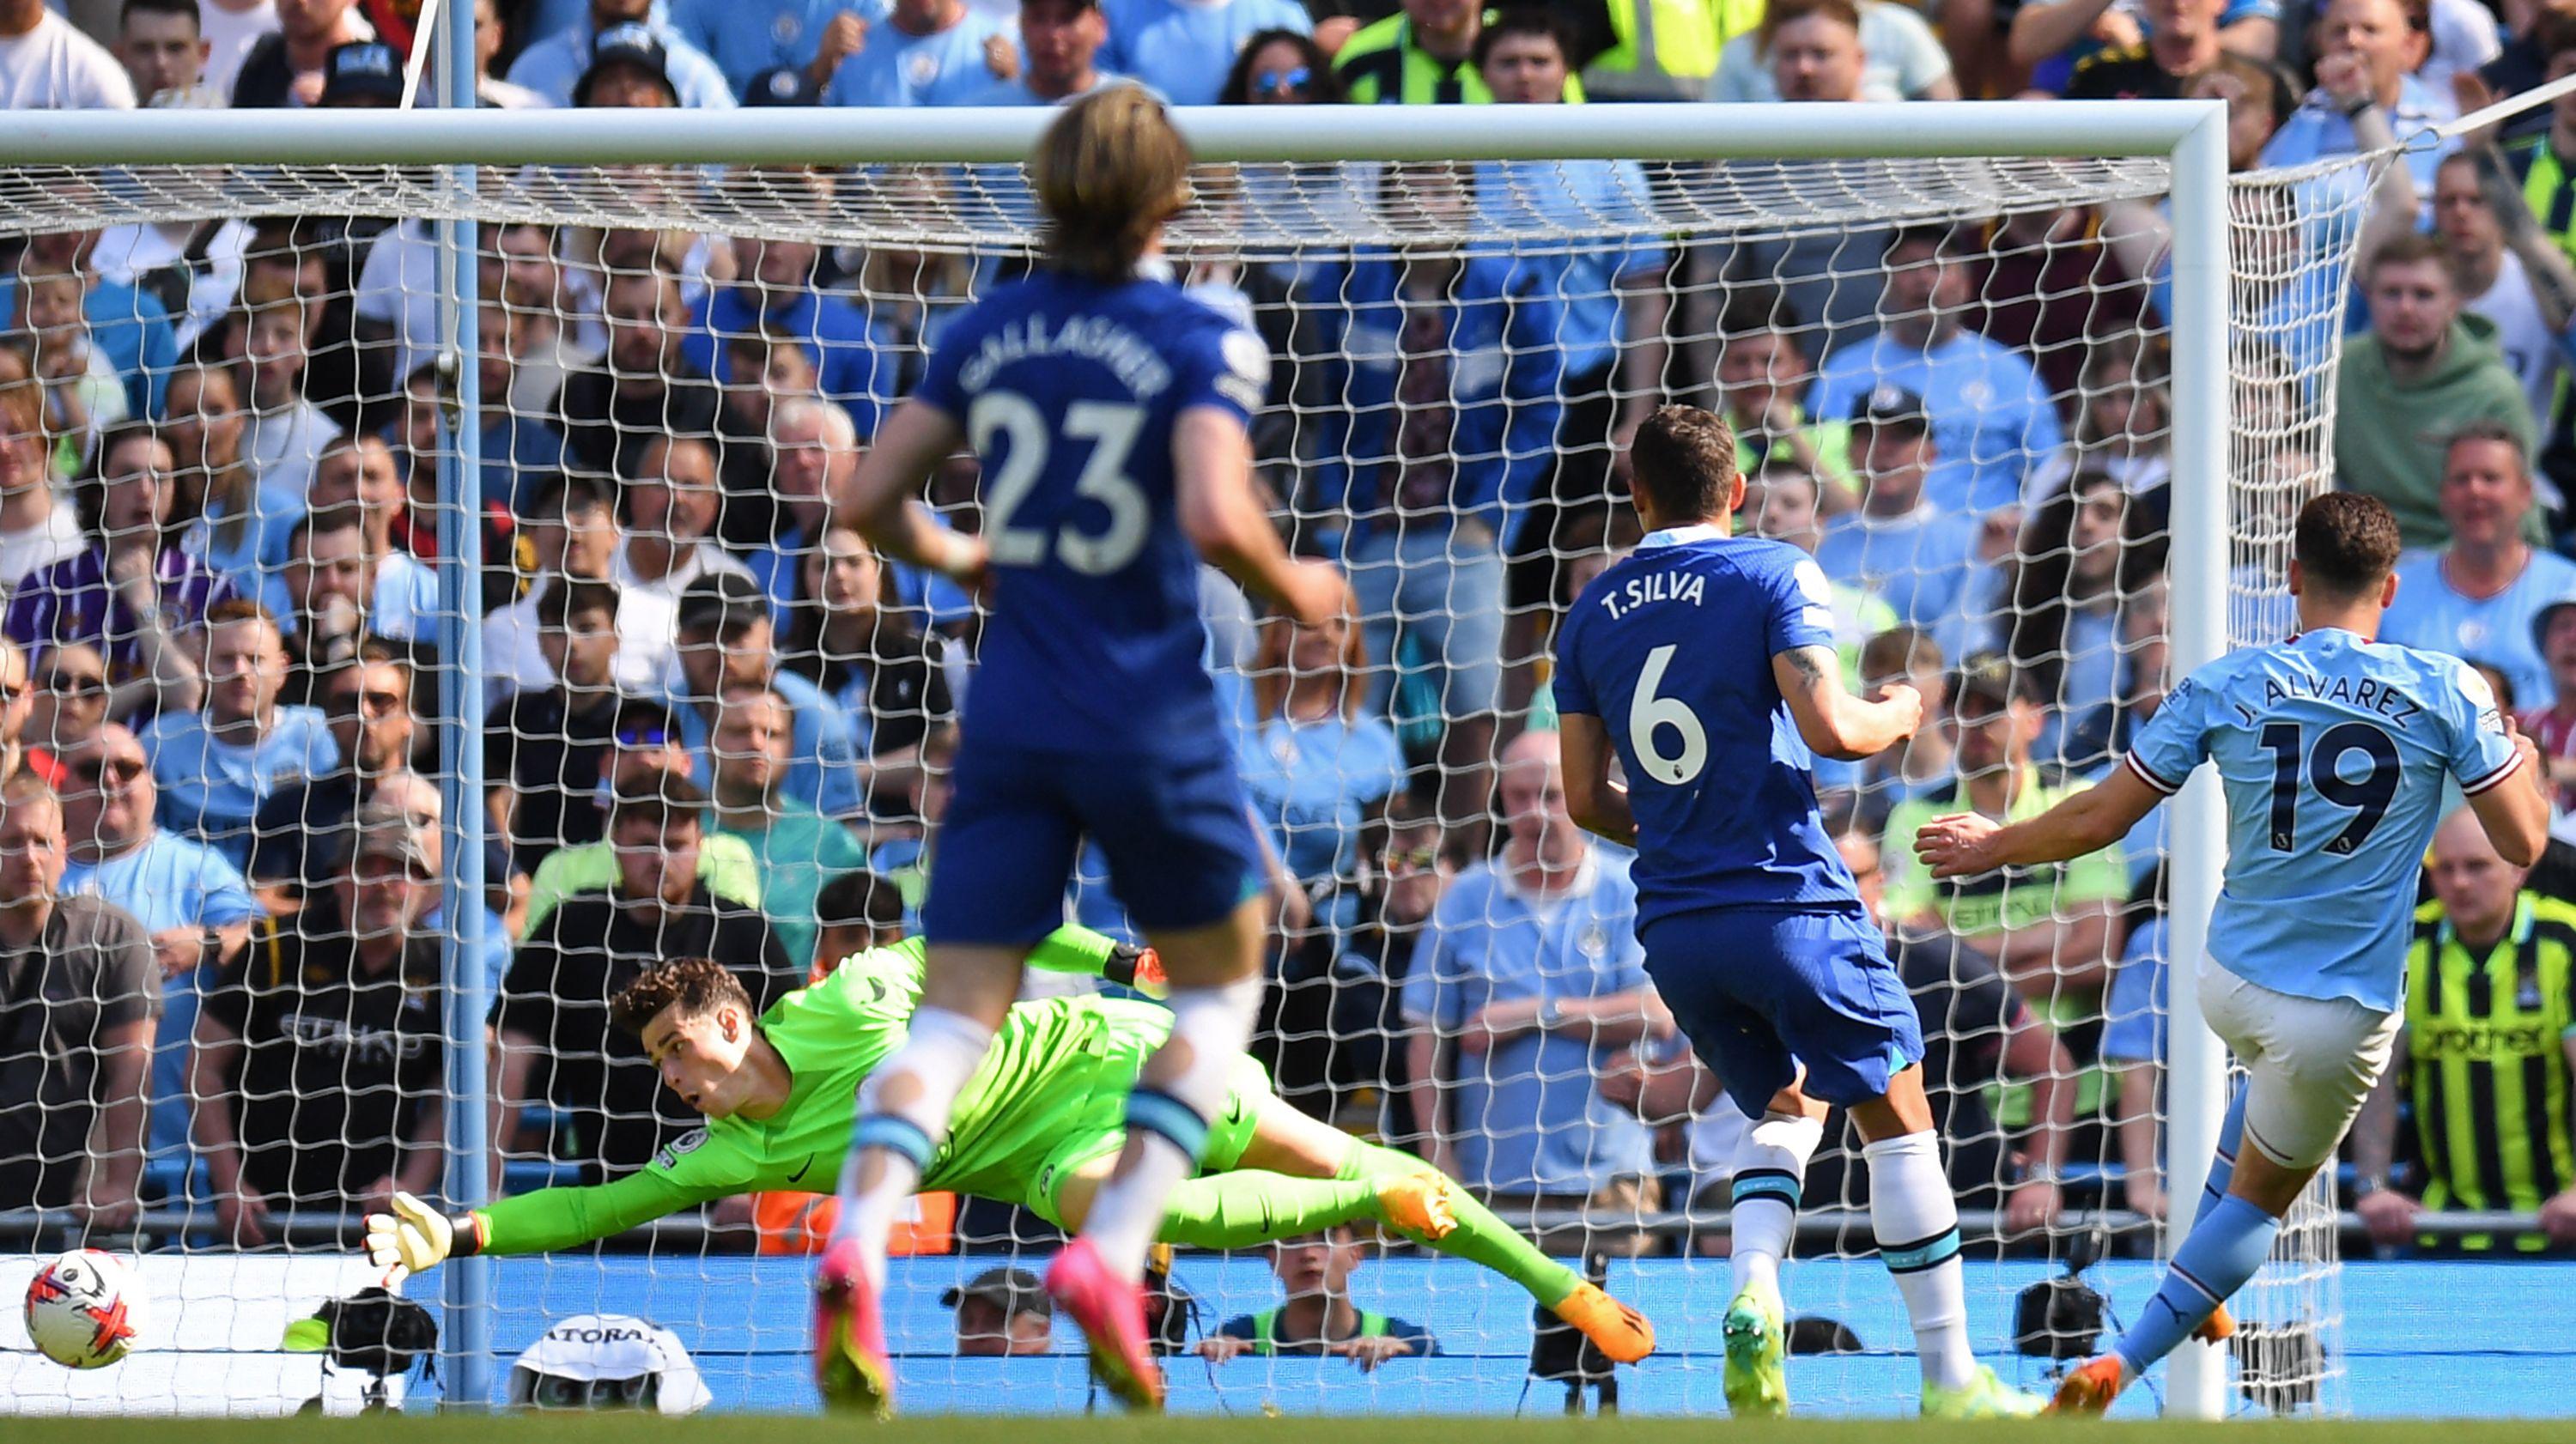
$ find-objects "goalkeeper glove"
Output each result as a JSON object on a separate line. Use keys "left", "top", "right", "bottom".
{"left": 365, "top": 1192, "right": 476, "bottom": 1284}
{"left": 1106, "top": 942, "right": 1167, "bottom": 996}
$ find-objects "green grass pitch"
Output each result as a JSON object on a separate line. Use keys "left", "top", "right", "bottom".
{"left": 11, "top": 1420, "right": 2576, "bottom": 1442}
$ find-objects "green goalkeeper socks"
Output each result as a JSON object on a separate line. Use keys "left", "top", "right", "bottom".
{"left": 1154, "top": 1173, "right": 1382, "bottom": 1249}
{"left": 1148, "top": 1143, "right": 1585, "bottom": 1312}
{"left": 1335, "top": 1141, "right": 1583, "bottom": 1309}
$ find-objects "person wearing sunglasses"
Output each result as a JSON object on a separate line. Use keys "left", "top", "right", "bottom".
{"left": 57, "top": 719, "right": 265, "bottom": 1175}
{"left": 1101, "top": 0, "right": 1315, "bottom": 106}
{"left": 194, "top": 798, "right": 447, "bottom": 1248}
{"left": 1216, "top": 27, "right": 1344, "bottom": 103}
{"left": 27, "top": 641, "right": 112, "bottom": 778}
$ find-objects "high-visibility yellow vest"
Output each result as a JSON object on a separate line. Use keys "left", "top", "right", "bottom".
{"left": 1583, "top": 0, "right": 1753, "bottom": 99}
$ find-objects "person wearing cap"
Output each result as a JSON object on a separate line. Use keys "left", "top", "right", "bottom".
{"left": 1814, "top": 385, "right": 1993, "bottom": 666}
{"left": 495, "top": 769, "right": 797, "bottom": 1183}
{"left": 314, "top": 36, "right": 400, "bottom": 105}
{"left": 507, "top": 1314, "right": 712, "bottom": 1411}
{"left": 739, "top": 62, "right": 824, "bottom": 105}
{"left": 517, "top": 700, "right": 764, "bottom": 937}
{"left": 962, "top": 0, "right": 1121, "bottom": 105}
{"left": 823, "top": 0, "right": 1018, "bottom": 107}
{"left": 2382, "top": 423, "right": 2576, "bottom": 711}
{"left": 1198, "top": 1226, "right": 1439, "bottom": 1368}
{"left": 1879, "top": 654, "right": 2126, "bottom": 1001}
{"left": 575, "top": 20, "right": 685, "bottom": 105}
{"left": 507, "top": 0, "right": 736, "bottom": 109}
{"left": 671, "top": 570, "right": 866, "bottom": 820}
{"left": 195, "top": 793, "right": 448, "bottom": 1245}
{"left": 946, "top": 1265, "right": 1054, "bottom": 1356}
{"left": 1809, "top": 225, "right": 2062, "bottom": 518}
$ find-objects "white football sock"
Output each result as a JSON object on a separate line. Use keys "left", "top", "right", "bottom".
{"left": 1729, "top": 1110, "right": 1825, "bottom": 1298}
{"left": 1079, "top": 975, "right": 1263, "bottom": 1278}
{"left": 1865, "top": 1130, "right": 1976, "bottom": 1392}
{"left": 831, "top": 1005, "right": 994, "bottom": 1285}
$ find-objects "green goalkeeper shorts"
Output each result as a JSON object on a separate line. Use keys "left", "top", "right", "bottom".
{"left": 922, "top": 995, "right": 1269, "bottom": 1223}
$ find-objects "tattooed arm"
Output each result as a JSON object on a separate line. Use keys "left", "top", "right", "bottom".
{"left": 1771, "top": 644, "right": 1923, "bottom": 762}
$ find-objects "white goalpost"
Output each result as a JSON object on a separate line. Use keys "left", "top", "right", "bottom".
{"left": 0, "top": 97, "right": 2382, "bottom": 1419}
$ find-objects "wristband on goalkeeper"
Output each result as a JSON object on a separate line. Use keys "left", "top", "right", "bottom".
{"left": 1106, "top": 943, "right": 1166, "bottom": 993}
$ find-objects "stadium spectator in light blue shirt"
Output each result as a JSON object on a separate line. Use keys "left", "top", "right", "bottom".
{"left": 2257, "top": 0, "right": 2457, "bottom": 194}
{"left": 823, "top": 0, "right": 1013, "bottom": 106}
{"left": 138, "top": 601, "right": 337, "bottom": 871}
{"left": 58, "top": 721, "right": 264, "bottom": 1159}
{"left": 1100, "top": 0, "right": 1309, "bottom": 106}
{"left": 1809, "top": 225, "right": 2062, "bottom": 517}
{"left": 670, "top": 572, "right": 866, "bottom": 820}
{"left": 1814, "top": 388, "right": 1996, "bottom": 664}
{"left": 672, "top": 0, "right": 887, "bottom": 98}
{"left": 1400, "top": 733, "right": 1664, "bottom": 1208}
{"left": 507, "top": 0, "right": 738, "bottom": 107}
{"left": 962, "top": 0, "right": 1123, "bottom": 106}
{"left": 2380, "top": 426, "right": 2576, "bottom": 709}
{"left": 1236, "top": 612, "right": 1406, "bottom": 920}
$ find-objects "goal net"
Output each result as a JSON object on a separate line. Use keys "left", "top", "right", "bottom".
{"left": 0, "top": 106, "right": 2373, "bottom": 1417}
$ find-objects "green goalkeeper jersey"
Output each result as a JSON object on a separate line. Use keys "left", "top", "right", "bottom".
{"left": 474, "top": 925, "right": 1163, "bottom": 1253}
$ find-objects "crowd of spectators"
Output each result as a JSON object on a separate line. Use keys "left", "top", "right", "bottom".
{"left": 1, "top": 0, "right": 2573, "bottom": 1264}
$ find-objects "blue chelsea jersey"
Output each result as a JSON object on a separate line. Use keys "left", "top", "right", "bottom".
{"left": 913, "top": 269, "right": 1270, "bottom": 756}
{"left": 1552, "top": 525, "right": 1862, "bottom": 931}
{"left": 2123, "top": 628, "right": 2524, "bottom": 1012}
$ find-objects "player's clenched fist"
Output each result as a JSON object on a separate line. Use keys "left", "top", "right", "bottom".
{"left": 365, "top": 1191, "right": 455, "bottom": 1284}
{"left": 1912, "top": 811, "right": 2002, "bottom": 879}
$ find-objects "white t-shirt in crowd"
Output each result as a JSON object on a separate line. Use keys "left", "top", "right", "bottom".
{"left": 197, "top": 0, "right": 280, "bottom": 103}
{"left": 243, "top": 397, "right": 343, "bottom": 501}
{"left": 0, "top": 9, "right": 136, "bottom": 109}
{"left": 2465, "top": 248, "right": 2567, "bottom": 440}
{"left": 2419, "top": 0, "right": 2503, "bottom": 106}
{"left": 0, "top": 495, "right": 88, "bottom": 593}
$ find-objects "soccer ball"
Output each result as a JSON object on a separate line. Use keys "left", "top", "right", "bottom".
{"left": 22, "top": 1248, "right": 143, "bottom": 1369}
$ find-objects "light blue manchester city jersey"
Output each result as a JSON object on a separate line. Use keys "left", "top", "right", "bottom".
{"left": 2123, "top": 628, "right": 2522, "bottom": 1012}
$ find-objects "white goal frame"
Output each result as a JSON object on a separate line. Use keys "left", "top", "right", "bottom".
{"left": 7, "top": 97, "right": 2237, "bottom": 1417}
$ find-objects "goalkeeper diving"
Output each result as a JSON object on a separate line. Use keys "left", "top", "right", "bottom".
{"left": 366, "top": 927, "right": 1655, "bottom": 1380}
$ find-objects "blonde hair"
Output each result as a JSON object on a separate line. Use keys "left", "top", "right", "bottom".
{"left": 1030, "top": 85, "right": 1193, "bottom": 283}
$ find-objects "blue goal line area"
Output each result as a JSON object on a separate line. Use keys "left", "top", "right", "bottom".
{"left": 15, "top": 1253, "right": 2565, "bottom": 1418}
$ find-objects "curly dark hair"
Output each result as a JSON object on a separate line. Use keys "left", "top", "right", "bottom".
{"left": 611, "top": 956, "right": 751, "bottom": 1038}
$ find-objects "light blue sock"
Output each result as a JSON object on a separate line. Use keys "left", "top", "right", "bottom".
{"left": 2114, "top": 1193, "right": 2280, "bottom": 1378}
{"left": 2191, "top": 1088, "right": 2251, "bottom": 1227}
